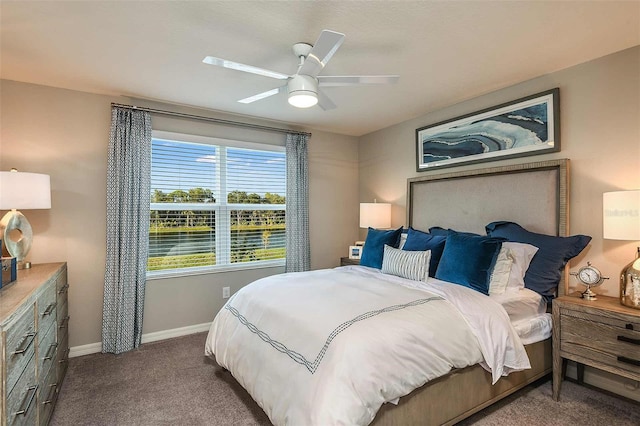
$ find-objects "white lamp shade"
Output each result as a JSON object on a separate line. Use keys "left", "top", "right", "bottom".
{"left": 0, "top": 171, "right": 51, "bottom": 210}
{"left": 360, "top": 202, "right": 391, "bottom": 229}
{"left": 603, "top": 190, "right": 640, "bottom": 240}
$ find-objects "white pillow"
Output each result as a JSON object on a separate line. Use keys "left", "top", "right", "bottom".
{"left": 489, "top": 246, "right": 514, "bottom": 294}
{"left": 489, "top": 242, "right": 539, "bottom": 294}
{"left": 381, "top": 244, "right": 430, "bottom": 282}
{"left": 398, "top": 232, "right": 408, "bottom": 249}
{"left": 505, "top": 242, "right": 539, "bottom": 290}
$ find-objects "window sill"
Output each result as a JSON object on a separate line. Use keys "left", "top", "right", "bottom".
{"left": 146, "top": 260, "right": 285, "bottom": 281}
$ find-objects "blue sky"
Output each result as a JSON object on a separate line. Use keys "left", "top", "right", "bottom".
{"left": 151, "top": 139, "right": 285, "bottom": 199}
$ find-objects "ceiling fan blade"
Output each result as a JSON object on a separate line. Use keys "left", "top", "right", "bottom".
{"left": 298, "top": 30, "right": 345, "bottom": 77}
{"left": 203, "top": 56, "right": 289, "bottom": 80}
{"left": 238, "top": 86, "right": 286, "bottom": 104}
{"left": 318, "top": 75, "right": 400, "bottom": 87}
{"left": 317, "top": 90, "right": 336, "bottom": 111}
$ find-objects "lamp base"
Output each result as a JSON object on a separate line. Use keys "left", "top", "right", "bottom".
{"left": 620, "top": 247, "right": 640, "bottom": 310}
{"left": 18, "top": 261, "right": 32, "bottom": 270}
{"left": 0, "top": 210, "right": 33, "bottom": 267}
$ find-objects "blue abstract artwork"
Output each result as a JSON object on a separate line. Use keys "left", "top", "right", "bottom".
{"left": 417, "top": 89, "right": 559, "bottom": 171}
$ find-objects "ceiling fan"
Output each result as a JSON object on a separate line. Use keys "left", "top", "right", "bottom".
{"left": 203, "top": 30, "right": 399, "bottom": 110}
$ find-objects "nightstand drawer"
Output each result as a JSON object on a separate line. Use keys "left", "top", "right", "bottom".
{"left": 563, "top": 308, "right": 640, "bottom": 332}
{"left": 561, "top": 315, "right": 640, "bottom": 377}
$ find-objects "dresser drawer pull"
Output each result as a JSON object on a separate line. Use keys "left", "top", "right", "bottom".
{"left": 41, "top": 302, "right": 57, "bottom": 317}
{"left": 14, "top": 385, "right": 38, "bottom": 416}
{"left": 43, "top": 383, "right": 58, "bottom": 405}
{"left": 59, "top": 347, "right": 70, "bottom": 364}
{"left": 618, "top": 356, "right": 640, "bottom": 367}
{"left": 617, "top": 335, "right": 640, "bottom": 345}
{"left": 59, "top": 315, "right": 70, "bottom": 329}
{"left": 12, "top": 332, "right": 36, "bottom": 355}
{"left": 58, "top": 283, "right": 69, "bottom": 294}
{"left": 44, "top": 342, "right": 58, "bottom": 361}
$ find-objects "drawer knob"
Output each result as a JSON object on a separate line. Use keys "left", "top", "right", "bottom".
{"left": 41, "top": 302, "right": 57, "bottom": 317}
{"left": 626, "top": 323, "right": 635, "bottom": 331}
{"left": 14, "top": 385, "right": 38, "bottom": 417}
{"left": 58, "top": 283, "right": 69, "bottom": 294}
{"left": 617, "top": 335, "right": 640, "bottom": 346}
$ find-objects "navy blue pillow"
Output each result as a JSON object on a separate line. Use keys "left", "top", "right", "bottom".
{"left": 360, "top": 227, "right": 403, "bottom": 269}
{"left": 486, "top": 221, "right": 591, "bottom": 300}
{"left": 434, "top": 231, "right": 504, "bottom": 295}
{"left": 402, "top": 227, "right": 447, "bottom": 277}
{"left": 428, "top": 226, "right": 450, "bottom": 236}
{"left": 429, "top": 227, "right": 483, "bottom": 237}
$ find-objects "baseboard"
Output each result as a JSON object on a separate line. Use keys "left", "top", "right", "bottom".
{"left": 69, "top": 322, "right": 212, "bottom": 358}
{"left": 565, "top": 361, "right": 640, "bottom": 402}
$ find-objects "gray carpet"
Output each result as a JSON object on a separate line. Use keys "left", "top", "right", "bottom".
{"left": 51, "top": 332, "right": 640, "bottom": 426}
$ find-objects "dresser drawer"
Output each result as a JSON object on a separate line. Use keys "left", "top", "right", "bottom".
{"left": 55, "top": 266, "right": 68, "bottom": 294}
{"left": 561, "top": 314, "right": 640, "bottom": 377}
{"left": 38, "top": 359, "right": 59, "bottom": 426}
{"left": 5, "top": 304, "right": 37, "bottom": 394}
{"left": 38, "top": 321, "right": 58, "bottom": 387}
{"left": 6, "top": 355, "right": 37, "bottom": 426}
{"left": 57, "top": 300, "right": 68, "bottom": 329}
{"left": 56, "top": 332, "right": 70, "bottom": 382}
{"left": 37, "top": 282, "right": 57, "bottom": 347}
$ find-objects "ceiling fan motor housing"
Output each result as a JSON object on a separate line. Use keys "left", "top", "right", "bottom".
{"left": 288, "top": 74, "right": 318, "bottom": 96}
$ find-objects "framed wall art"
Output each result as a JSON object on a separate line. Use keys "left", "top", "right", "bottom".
{"left": 416, "top": 88, "right": 559, "bottom": 171}
{"left": 348, "top": 245, "right": 362, "bottom": 259}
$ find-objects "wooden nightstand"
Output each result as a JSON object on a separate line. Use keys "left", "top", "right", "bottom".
{"left": 340, "top": 257, "right": 360, "bottom": 266}
{"left": 552, "top": 293, "right": 640, "bottom": 401}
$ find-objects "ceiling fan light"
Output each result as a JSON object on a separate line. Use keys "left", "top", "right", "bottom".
{"left": 288, "top": 91, "right": 318, "bottom": 108}
{"left": 288, "top": 74, "right": 318, "bottom": 108}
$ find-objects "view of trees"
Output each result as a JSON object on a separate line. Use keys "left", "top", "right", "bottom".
{"left": 148, "top": 187, "right": 286, "bottom": 271}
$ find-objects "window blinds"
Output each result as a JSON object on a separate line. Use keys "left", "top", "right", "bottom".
{"left": 149, "top": 138, "right": 286, "bottom": 273}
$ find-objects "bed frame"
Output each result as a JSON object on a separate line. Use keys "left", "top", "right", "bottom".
{"left": 371, "top": 158, "right": 570, "bottom": 425}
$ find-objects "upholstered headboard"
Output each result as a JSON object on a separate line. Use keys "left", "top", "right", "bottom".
{"left": 406, "top": 159, "right": 570, "bottom": 296}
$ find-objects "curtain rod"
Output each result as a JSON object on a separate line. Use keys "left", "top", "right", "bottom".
{"left": 111, "top": 103, "right": 312, "bottom": 137}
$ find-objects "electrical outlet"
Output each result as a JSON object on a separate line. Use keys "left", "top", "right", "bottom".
{"left": 222, "top": 287, "right": 230, "bottom": 299}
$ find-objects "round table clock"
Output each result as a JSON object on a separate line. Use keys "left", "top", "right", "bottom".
{"left": 570, "top": 262, "right": 609, "bottom": 300}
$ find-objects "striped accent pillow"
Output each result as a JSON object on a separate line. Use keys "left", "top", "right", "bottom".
{"left": 381, "top": 244, "right": 431, "bottom": 282}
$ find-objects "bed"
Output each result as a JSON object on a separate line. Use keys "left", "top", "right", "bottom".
{"left": 206, "top": 158, "right": 576, "bottom": 425}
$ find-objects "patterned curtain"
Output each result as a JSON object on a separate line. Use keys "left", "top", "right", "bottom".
{"left": 285, "top": 133, "right": 311, "bottom": 272}
{"left": 102, "top": 107, "right": 152, "bottom": 354}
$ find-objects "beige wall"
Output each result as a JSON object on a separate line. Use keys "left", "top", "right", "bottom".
{"left": 359, "top": 46, "right": 640, "bottom": 298}
{"left": 358, "top": 46, "right": 640, "bottom": 399}
{"left": 0, "top": 80, "right": 359, "bottom": 347}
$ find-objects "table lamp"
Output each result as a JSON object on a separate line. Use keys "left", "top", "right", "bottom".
{"left": 360, "top": 201, "right": 391, "bottom": 229}
{"left": 603, "top": 190, "right": 640, "bottom": 309}
{"left": 0, "top": 169, "right": 51, "bottom": 269}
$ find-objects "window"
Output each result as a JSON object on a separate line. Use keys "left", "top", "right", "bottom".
{"left": 148, "top": 132, "right": 286, "bottom": 276}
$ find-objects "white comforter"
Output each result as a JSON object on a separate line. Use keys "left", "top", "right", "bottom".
{"left": 205, "top": 266, "right": 530, "bottom": 425}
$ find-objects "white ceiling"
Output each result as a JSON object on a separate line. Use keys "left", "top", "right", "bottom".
{"left": 1, "top": 1, "right": 639, "bottom": 136}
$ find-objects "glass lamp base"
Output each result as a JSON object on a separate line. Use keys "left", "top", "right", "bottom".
{"left": 620, "top": 249, "right": 640, "bottom": 310}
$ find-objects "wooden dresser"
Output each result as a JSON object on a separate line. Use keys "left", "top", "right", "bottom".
{"left": 552, "top": 293, "right": 640, "bottom": 401}
{"left": 0, "top": 263, "right": 69, "bottom": 425}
